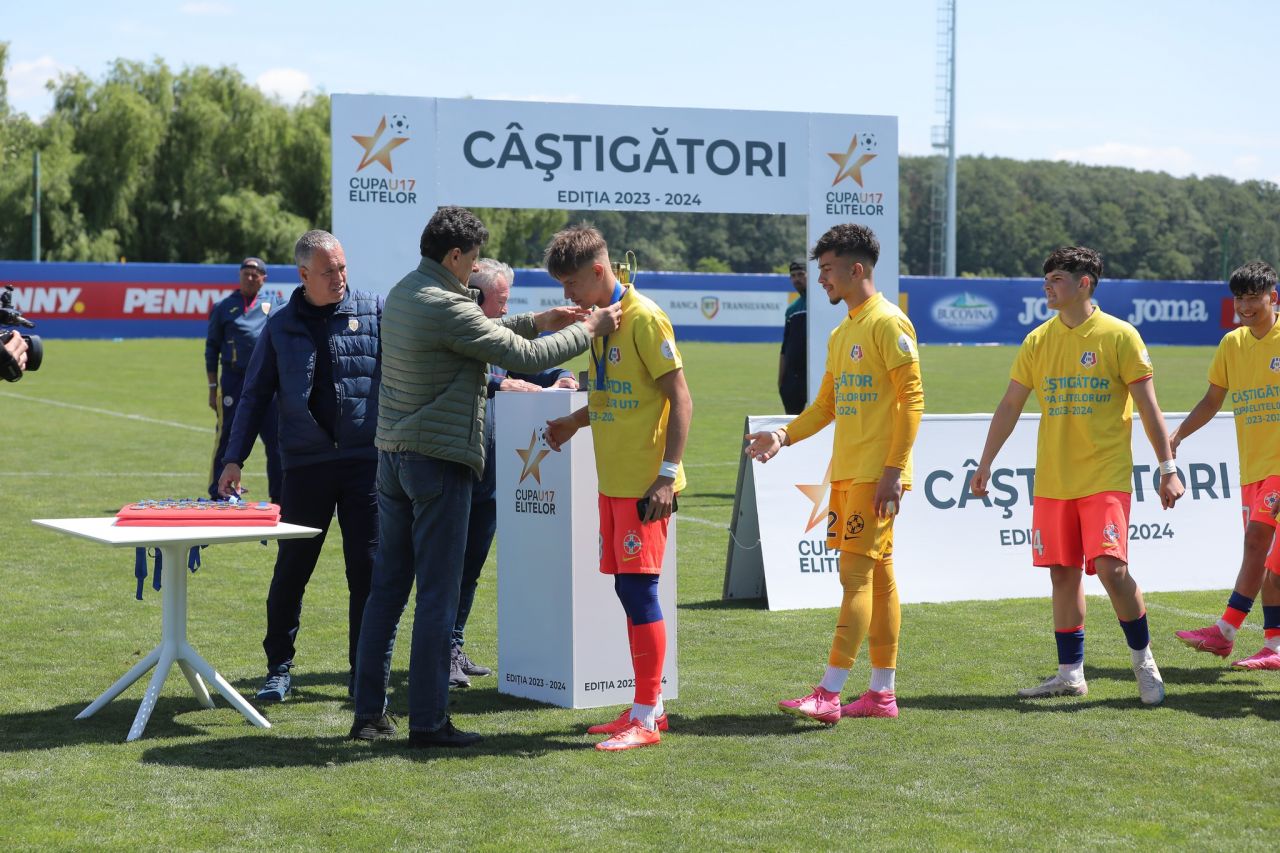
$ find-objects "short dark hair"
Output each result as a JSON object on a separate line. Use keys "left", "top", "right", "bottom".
{"left": 544, "top": 223, "right": 608, "bottom": 279}
{"left": 420, "top": 206, "right": 488, "bottom": 262}
{"left": 1228, "top": 260, "right": 1278, "bottom": 297}
{"left": 810, "top": 223, "right": 880, "bottom": 268}
{"left": 1043, "top": 246, "right": 1103, "bottom": 294}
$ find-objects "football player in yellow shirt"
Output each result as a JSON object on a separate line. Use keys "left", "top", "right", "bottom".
{"left": 746, "top": 223, "right": 924, "bottom": 724}
{"left": 971, "top": 246, "right": 1184, "bottom": 705}
{"left": 542, "top": 224, "right": 692, "bottom": 751}
{"left": 1168, "top": 261, "right": 1280, "bottom": 669}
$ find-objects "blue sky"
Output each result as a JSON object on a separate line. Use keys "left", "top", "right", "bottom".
{"left": 5, "top": 0, "right": 1277, "bottom": 184}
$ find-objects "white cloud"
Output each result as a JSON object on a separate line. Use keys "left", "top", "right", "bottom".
{"left": 255, "top": 68, "right": 314, "bottom": 103}
{"left": 8, "top": 56, "right": 69, "bottom": 100}
{"left": 1050, "top": 142, "right": 1196, "bottom": 176}
{"left": 180, "top": 2, "right": 233, "bottom": 14}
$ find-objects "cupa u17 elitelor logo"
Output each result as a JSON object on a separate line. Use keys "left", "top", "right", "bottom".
{"left": 516, "top": 431, "right": 550, "bottom": 484}
{"left": 352, "top": 114, "right": 410, "bottom": 173}
{"left": 828, "top": 133, "right": 878, "bottom": 187}
{"left": 795, "top": 460, "right": 834, "bottom": 533}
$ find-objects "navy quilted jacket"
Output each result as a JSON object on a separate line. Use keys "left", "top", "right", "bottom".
{"left": 227, "top": 286, "right": 382, "bottom": 471}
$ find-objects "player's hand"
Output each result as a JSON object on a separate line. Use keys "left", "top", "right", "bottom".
{"left": 535, "top": 305, "right": 590, "bottom": 332}
{"left": 583, "top": 302, "right": 622, "bottom": 337}
{"left": 217, "top": 462, "right": 244, "bottom": 498}
{"left": 969, "top": 463, "right": 992, "bottom": 497}
{"left": 208, "top": 387, "right": 218, "bottom": 411}
{"left": 543, "top": 416, "right": 578, "bottom": 452}
{"left": 874, "top": 468, "right": 903, "bottom": 519}
{"left": 1168, "top": 430, "right": 1181, "bottom": 458}
{"left": 744, "top": 429, "right": 784, "bottom": 463}
{"left": 499, "top": 377, "right": 542, "bottom": 393}
{"left": 553, "top": 375, "right": 579, "bottom": 390}
{"left": 640, "top": 479, "right": 676, "bottom": 523}
{"left": 1158, "top": 471, "right": 1185, "bottom": 509}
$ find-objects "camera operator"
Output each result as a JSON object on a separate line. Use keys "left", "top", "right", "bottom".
{"left": 1, "top": 331, "right": 28, "bottom": 379}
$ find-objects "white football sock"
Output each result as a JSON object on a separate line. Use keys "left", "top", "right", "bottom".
{"left": 819, "top": 665, "right": 850, "bottom": 694}
{"left": 1130, "top": 644, "right": 1155, "bottom": 666}
{"left": 653, "top": 696, "right": 665, "bottom": 718}
{"left": 631, "top": 702, "right": 658, "bottom": 730}
{"left": 1216, "top": 618, "right": 1238, "bottom": 642}
{"left": 1266, "top": 636, "right": 1280, "bottom": 653}
{"left": 869, "top": 667, "right": 896, "bottom": 693}
{"left": 1058, "top": 661, "right": 1085, "bottom": 682}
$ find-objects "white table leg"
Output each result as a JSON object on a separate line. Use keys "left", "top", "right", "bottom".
{"left": 180, "top": 644, "right": 270, "bottom": 729}
{"left": 178, "top": 660, "right": 214, "bottom": 709}
{"left": 127, "top": 644, "right": 176, "bottom": 742}
{"left": 76, "top": 645, "right": 162, "bottom": 720}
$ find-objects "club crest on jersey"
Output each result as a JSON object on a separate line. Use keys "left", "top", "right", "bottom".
{"left": 348, "top": 318, "right": 360, "bottom": 332}
{"left": 1101, "top": 523, "right": 1120, "bottom": 547}
{"left": 1080, "top": 351, "right": 1097, "bottom": 368}
{"left": 261, "top": 302, "right": 272, "bottom": 315}
{"left": 844, "top": 513, "right": 865, "bottom": 539}
{"left": 1270, "top": 357, "right": 1280, "bottom": 373}
{"left": 622, "top": 530, "right": 643, "bottom": 556}
{"left": 608, "top": 346, "right": 621, "bottom": 365}
{"left": 1264, "top": 492, "right": 1280, "bottom": 510}
{"left": 897, "top": 333, "right": 914, "bottom": 355}
{"left": 850, "top": 344, "right": 864, "bottom": 362}
{"left": 660, "top": 339, "right": 677, "bottom": 361}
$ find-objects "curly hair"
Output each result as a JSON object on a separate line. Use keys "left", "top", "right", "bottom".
{"left": 810, "top": 223, "right": 880, "bottom": 268}
{"left": 419, "top": 206, "right": 489, "bottom": 262}
{"left": 1228, "top": 260, "right": 1278, "bottom": 296}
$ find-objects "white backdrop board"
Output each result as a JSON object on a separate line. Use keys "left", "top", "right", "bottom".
{"left": 331, "top": 94, "right": 897, "bottom": 403}
{"left": 725, "top": 413, "right": 1240, "bottom": 609}
{"left": 495, "top": 390, "right": 677, "bottom": 709}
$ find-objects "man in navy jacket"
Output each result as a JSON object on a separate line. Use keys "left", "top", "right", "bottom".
{"left": 219, "top": 230, "right": 383, "bottom": 703}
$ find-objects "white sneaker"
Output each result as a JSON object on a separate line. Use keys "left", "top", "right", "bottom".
{"left": 1133, "top": 658, "right": 1165, "bottom": 705}
{"left": 1016, "top": 673, "right": 1088, "bottom": 698}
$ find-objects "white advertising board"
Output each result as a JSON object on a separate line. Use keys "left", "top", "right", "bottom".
{"left": 726, "top": 413, "right": 1240, "bottom": 609}
{"left": 495, "top": 390, "right": 678, "bottom": 709}
{"left": 331, "top": 94, "right": 898, "bottom": 381}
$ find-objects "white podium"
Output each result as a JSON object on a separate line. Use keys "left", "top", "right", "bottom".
{"left": 494, "top": 390, "right": 678, "bottom": 708}
{"left": 32, "top": 517, "right": 320, "bottom": 741}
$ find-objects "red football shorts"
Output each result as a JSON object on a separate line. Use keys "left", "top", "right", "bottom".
{"left": 1240, "top": 477, "right": 1280, "bottom": 530}
{"left": 598, "top": 494, "right": 669, "bottom": 575}
{"left": 825, "top": 482, "right": 894, "bottom": 560}
{"left": 1030, "top": 491, "right": 1130, "bottom": 574}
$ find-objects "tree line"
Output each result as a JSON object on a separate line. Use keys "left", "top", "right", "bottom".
{"left": 2, "top": 49, "right": 1278, "bottom": 280}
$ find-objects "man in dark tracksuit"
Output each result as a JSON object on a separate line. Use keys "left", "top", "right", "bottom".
{"left": 778, "top": 258, "right": 809, "bottom": 415}
{"left": 218, "top": 232, "right": 382, "bottom": 702}
{"left": 205, "top": 257, "right": 283, "bottom": 502}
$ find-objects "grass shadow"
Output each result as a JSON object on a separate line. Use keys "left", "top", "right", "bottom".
{"left": 0, "top": 698, "right": 247, "bottom": 750}
{"left": 679, "top": 597, "right": 766, "bottom": 611}
{"left": 139, "top": 728, "right": 590, "bottom": 770}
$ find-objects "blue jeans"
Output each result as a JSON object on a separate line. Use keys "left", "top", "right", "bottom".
{"left": 354, "top": 451, "right": 473, "bottom": 732}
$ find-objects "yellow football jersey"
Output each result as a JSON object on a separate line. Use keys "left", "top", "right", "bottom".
{"left": 1011, "top": 309, "right": 1152, "bottom": 499}
{"left": 1208, "top": 323, "right": 1280, "bottom": 485}
{"left": 786, "top": 292, "right": 921, "bottom": 485}
{"left": 587, "top": 285, "right": 687, "bottom": 497}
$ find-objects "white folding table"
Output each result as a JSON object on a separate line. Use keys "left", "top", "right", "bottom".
{"left": 32, "top": 517, "right": 321, "bottom": 741}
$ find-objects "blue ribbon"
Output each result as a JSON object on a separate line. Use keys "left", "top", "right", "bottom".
{"left": 590, "top": 282, "right": 626, "bottom": 390}
{"left": 134, "top": 548, "right": 147, "bottom": 601}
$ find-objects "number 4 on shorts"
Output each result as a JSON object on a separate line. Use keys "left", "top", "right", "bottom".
{"left": 1032, "top": 528, "right": 1045, "bottom": 556}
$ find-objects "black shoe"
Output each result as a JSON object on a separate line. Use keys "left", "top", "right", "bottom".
{"left": 449, "top": 647, "right": 471, "bottom": 689}
{"left": 456, "top": 648, "right": 492, "bottom": 677}
{"left": 349, "top": 713, "right": 398, "bottom": 741}
{"left": 408, "top": 717, "right": 482, "bottom": 748}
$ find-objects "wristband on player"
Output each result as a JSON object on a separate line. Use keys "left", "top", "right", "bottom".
{"left": 659, "top": 460, "right": 680, "bottom": 479}
{"left": 1158, "top": 459, "right": 1177, "bottom": 476}
{"left": 208, "top": 383, "right": 217, "bottom": 388}
{"left": 774, "top": 427, "right": 789, "bottom": 447}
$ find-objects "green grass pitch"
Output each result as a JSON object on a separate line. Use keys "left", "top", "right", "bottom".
{"left": 1, "top": 339, "right": 1276, "bottom": 850}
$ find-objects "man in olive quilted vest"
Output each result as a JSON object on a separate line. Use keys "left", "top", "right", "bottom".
{"left": 350, "top": 206, "right": 621, "bottom": 748}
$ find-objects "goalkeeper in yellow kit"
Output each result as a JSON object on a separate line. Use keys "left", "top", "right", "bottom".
{"left": 746, "top": 223, "right": 923, "bottom": 724}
